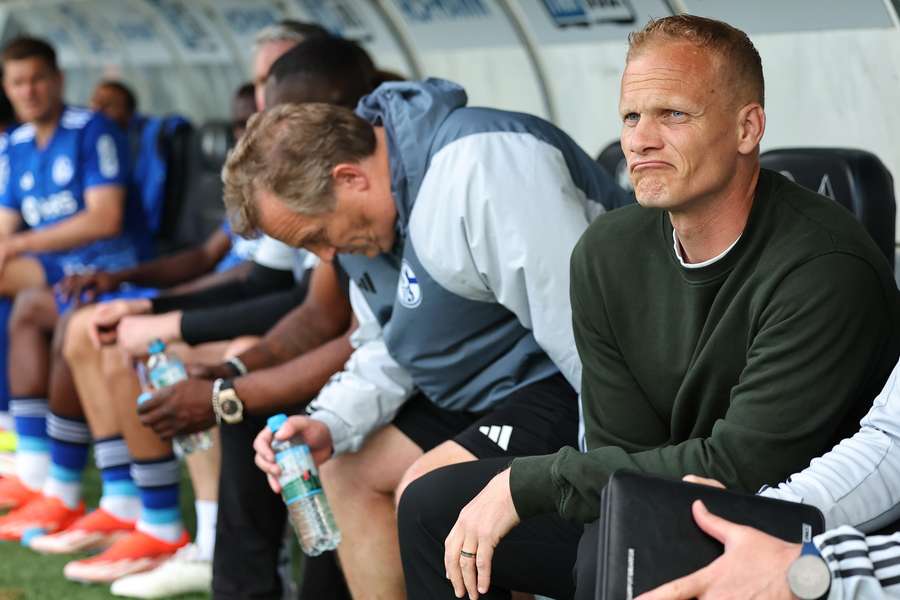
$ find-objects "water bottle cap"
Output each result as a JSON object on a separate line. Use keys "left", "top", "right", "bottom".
{"left": 267, "top": 413, "right": 288, "bottom": 433}
{"left": 137, "top": 392, "right": 153, "bottom": 405}
{"left": 148, "top": 339, "right": 166, "bottom": 354}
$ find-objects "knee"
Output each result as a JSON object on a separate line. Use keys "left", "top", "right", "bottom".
{"left": 9, "top": 288, "right": 50, "bottom": 331}
{"left": 396, "top": 458, "right": 433, "bottom": 510}
{"left": 62, "top": 306, "right": 96, "bottom": 362}
{"left": 396, "top": 468, "right": 450, "bottom": 548}
{"left": 396, "top": 442, "right": 475, "bottom": 509}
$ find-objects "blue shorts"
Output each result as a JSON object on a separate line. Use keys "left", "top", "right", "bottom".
{"left": 53, "top": 284, "right": 158, "bottom": 314}
{"left": 34, "top": 254, "right": 67, "bottom": 287}
{"left": 30, "top": 253, "right": 157, "bottom": 313}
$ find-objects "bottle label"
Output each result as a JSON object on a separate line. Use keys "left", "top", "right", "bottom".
{"left": 149, "top": 362, "right": 187, "bottom": 389}
{"left": 277, "top": 445, "right": 324, "bottom": 505}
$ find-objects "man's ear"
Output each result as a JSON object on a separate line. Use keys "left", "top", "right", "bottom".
{"left": 331, "top": 163, "right": 368, "bottom": 192}
{"left": 736, "top": 103, "right": 765, "bottom": 155}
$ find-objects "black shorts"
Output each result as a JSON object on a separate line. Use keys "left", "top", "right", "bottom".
{"left": 392, "top": 373, "right": 579, "bottom": 459}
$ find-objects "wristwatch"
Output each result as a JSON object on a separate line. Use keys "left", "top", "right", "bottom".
{"left": 787, "top": 525, "right": 831, "bottom": 600}
{"left": 225, "top": 356, "right": 249, "bottom": 377}
{"left": 211, "top": 378, "right": 244, "bottom": 425}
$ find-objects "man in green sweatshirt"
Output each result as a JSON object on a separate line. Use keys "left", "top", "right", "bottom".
{"left": 398, "top": 14, "right": 900, "bottom": 600}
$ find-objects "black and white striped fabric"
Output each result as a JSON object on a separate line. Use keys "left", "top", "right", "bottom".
{"left": 816, "top": 525, "right": 900, "bottom": 598}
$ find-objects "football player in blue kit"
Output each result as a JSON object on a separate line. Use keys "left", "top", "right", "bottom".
{"left": 0, "top": 36, "right": 141, "bottom": 534}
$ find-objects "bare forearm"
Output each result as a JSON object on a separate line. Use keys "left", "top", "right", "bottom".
{"left": 238, "top": 301, "right": 350, "bottom": 371}
{"left": 14, "top": 211, "right": 119, "bottom": 254}
{"left": 236, "top": 333, "right": 354, "bottom": 414}
{"left": 164, "top": 261, "right": 251, "bottom": 295}
{"left": 116, "top": 246, "right": 222, "bottom": 289}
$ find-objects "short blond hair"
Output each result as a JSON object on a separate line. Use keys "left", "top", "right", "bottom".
{"left": 221, "top": 102, "right": 376, "bottom": 236}
{"left": 628, "top": 15, "right": 764, "bottom": 107}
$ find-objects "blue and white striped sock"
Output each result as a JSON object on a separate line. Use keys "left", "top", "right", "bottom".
{"left": 95, "top": 436, "right": 139, "bottom": 522}
{"left": 131, "top": 456, "right": 184, "bottom": 543}
{"left": 43, "top": 413, "right": 91, "bottom": 509}
{"left": 9, "top": 398, "right": 50, "bottom": 491}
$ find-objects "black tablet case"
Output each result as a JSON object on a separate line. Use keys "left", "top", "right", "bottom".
{"left": 596, "top": 470, "right": 826, "bottom": 600}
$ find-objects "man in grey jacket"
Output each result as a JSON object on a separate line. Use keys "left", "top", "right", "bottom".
{"left": 231, "top": 78, "right": 629, "bottom": 597}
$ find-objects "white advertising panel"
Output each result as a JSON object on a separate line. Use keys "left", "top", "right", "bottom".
{"left": 390, "top": 0, "right": 517, "bottom": 49}
{"left": 518, "top": 0, "right": 674, "bottom": 44}
{"left": 214, "top": 0, "right": 284, "bottom": 56}
{"left": 145, "top": 0, "right": 233, "bottom": 64}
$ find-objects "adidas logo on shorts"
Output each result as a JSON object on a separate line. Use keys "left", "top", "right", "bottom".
{"left": 479, "top": 425, "right": 512, "bottom": 451}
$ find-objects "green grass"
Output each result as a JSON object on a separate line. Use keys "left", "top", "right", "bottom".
{"left": 0, "top": 461, "right": 208, "bottom": 600}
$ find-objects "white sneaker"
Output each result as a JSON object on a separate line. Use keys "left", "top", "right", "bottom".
{"left": 109, "top": 543, "right": 211, "bottom": 598}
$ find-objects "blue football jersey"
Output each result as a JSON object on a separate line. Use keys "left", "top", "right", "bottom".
{"left": 0, "top": 107, "right": 138, "bottom": 274}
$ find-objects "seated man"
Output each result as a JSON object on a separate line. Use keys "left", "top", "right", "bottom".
{"left": 0, "top": 36, "right": 139, "bottom": 516}
{"left": 0, "top": 80, "right": 263, "bottom": 520}
{"left": 3, "top": 86, "right": 293, "bottom": 588}
{"left": 235, "top": 72, "right": 630, "bottom": 598}
{"left": 396, "top": 15, "right": 900, "bottom": 600}
{"left": 639, "top": 358, "right": 900, "bottom": 600}
{"left": 26, "top": 34, "right": 370, "bottom": 597}
{"left": 134, "top": 35, "right": 381, "bottom": 600}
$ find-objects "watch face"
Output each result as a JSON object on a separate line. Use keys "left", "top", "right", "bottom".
{"left": 788, "top": 555, "right": 831, "bottom": 599}
{"left": 221, "top": 398, "right": 240, "bottom": 416}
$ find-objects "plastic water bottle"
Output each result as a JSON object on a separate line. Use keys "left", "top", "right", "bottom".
{"left": 267, "top": 413, "right": 340, "bottom": 556}
{"left": 140, "top": 339, "right": 213, "bottom": 458}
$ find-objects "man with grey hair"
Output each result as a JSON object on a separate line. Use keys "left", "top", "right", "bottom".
{"left": 238, "top": 76, "right": 630, "bottom": 598}
{"left": 251, "top": 19, "right": 330, "bottom": 111}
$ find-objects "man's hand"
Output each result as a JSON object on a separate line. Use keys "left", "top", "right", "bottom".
{"left": 253, "top": 416, "right": 334, "bottom": 493}
{"left": 89, "top": 299, "right": 152, "bottom": 347}
{"left": 683, "top": 475, "right": 726, "bottom": 489}
{"left": 57, "top": 271, "right": 120, "bottom": 304}
{"left": 636, "top": 500, "right": 801, "bottom": 600}
{"left": 136, "top": 378, "right": 216, "bottom": 439}
{"left": 117, "top": 312, "right": 182, "bottom": 357}
{"left": 444, "top": 468, "right": 520, "bottom": 600}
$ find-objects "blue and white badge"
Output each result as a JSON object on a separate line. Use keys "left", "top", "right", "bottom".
{"left": 397, "top": 259, "right": 422, "bottom": 308}
{"left": 52, "top": 156, "right": 74, "bottom": 186}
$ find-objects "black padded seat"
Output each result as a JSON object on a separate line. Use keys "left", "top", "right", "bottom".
{"left": 596, "top": 140, "right": 632, "bottom": 192}
{"left": 169, "top": 121, "right": 234, "bottom": 249}
{"left": 761, "top": 148, "right": 896, "bottom": 268}
{"left": 154, "top": 118, "right": 194, "bottom": 254}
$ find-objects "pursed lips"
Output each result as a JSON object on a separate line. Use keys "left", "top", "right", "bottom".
{"left": 631, "top": 160, "right": 674, "bottom": 172}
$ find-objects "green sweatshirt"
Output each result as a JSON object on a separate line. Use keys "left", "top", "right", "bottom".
{"left": 511, "top": 168, "right": 900, "bottom": 524}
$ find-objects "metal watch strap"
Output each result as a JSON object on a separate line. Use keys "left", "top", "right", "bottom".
{"left": 226, "top": 356, "right": 249, "bottom": 377}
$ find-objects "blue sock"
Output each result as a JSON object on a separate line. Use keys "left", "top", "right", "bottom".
{"left": 131, "top": 456, "right": 184, "bottom": 543}
{"left": 0, "top": 298, "right": 13, "bottom": 414}
{"left": 95, "top": 436, "right": 139, "bottom": 522}
{"left": 9, "top": 398, "right": 50, "bottom": 491}
{"left": 44, "top": 413, "right": 90, "bottom": 509}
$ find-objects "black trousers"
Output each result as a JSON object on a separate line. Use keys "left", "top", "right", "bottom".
{"left": 213, "top": 414, "right": 288, "bottom": 599}
{"left": 399, "top": 458, "right": 601, "bottom": 600}
{"left": 212, "top": 415, "right": 352, "bottom": 600}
